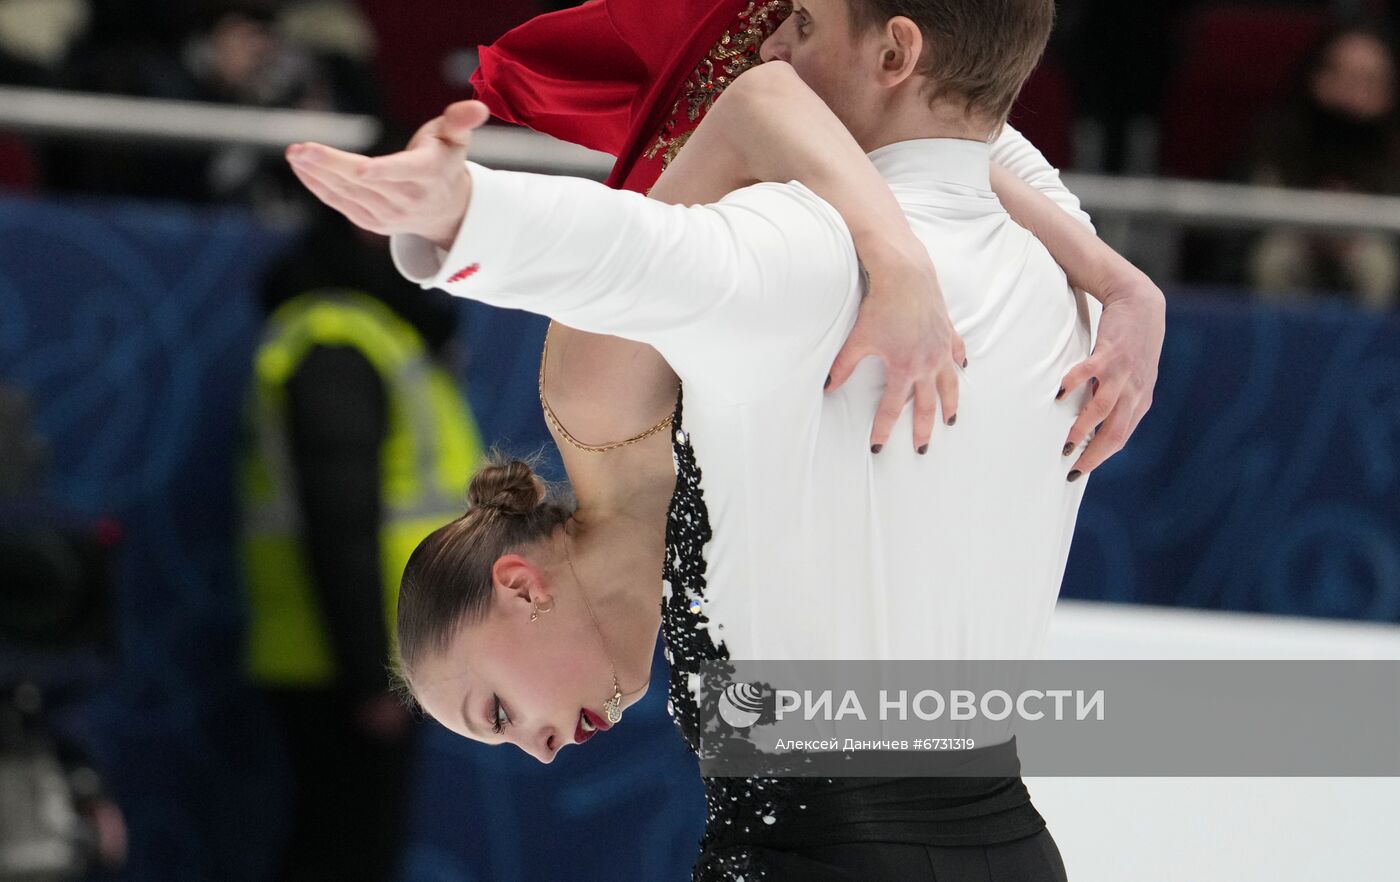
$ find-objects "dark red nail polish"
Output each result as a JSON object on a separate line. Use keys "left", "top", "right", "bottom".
{"left": 946, "top": 414, "right": 957, "bottom": 427}
{"left": 918, "top": 444, "right": 929, "bottom": 455}
{"left": 1067, "top": 470, "right": 1083, "bottom": 482}
{"left": 871, "top": 444, "right": 883, "bottom": 454}
{"left": 1062, "top": 442, "right": 1074, "bottom": 456}
{"left": 825, "top": 374, "right": 831, "bottom": 390}
{"left": 962, "top": 357, "right": 969, "bottom": 369}
{"left": 1055, "top": 388, "right": 1066, "bottom": 401}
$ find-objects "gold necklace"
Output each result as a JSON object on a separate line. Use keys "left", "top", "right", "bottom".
{"left": 562, "top": 522, "right": 648, "bottom": 724}
{"left": 538, "top": 322, "right": 675, "bottom": 454}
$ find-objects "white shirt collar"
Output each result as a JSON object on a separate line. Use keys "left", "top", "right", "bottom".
{"left": 866, "top": 138, "right": 993, "bottom": 192}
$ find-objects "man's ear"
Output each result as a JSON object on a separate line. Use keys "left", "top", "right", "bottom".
{"left": 491, "top": 553, "right": 547, "bottom": 616}
{"left": 877, "top": 16, "right": 924, "bottom": 87}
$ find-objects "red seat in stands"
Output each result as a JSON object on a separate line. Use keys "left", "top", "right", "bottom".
{"left": 1159, "top": 5, "right": 1329, "bottom": 180}
{"left": 1010, "top": 58, "right": 1075, "bottom": 171}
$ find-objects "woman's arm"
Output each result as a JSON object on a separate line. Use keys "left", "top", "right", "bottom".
{"left": 990, "top": 124, "right": 1095, "bottom": 232}
{"left": 990, "top": 164, "right": 1166, "bottom": 477}
{"left": 652, "top": 58, "right": 1163, "bottom": 475}
{"left": 651, "top": 60, "right": 964, "bottom": 453}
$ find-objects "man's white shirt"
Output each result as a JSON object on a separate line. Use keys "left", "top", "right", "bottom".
{"left": 394, "top": 125, "right": 1100, "bottom": 663}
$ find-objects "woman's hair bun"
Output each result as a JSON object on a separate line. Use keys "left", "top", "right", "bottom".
{"left": 466, "top": 457, "right": 547, "bottom": 516}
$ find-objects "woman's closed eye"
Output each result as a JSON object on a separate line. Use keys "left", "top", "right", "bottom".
{"left": 491, "top": 695, "right": 511, "bottom": 734}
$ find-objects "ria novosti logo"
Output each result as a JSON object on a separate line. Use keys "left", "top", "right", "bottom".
{"left": 717, "top": 681, "right": 768, "bottom": 729}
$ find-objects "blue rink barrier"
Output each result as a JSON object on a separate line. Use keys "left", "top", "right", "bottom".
{"left": 0, "top": 196, "right": 1396, "bottom": 882}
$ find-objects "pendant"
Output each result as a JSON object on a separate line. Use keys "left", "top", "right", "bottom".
{"left": 604, "top": 692, "right": 623, "bottom": 725}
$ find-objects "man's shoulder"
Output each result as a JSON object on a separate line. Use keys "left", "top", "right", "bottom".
{"left": 710, "top": 180, "right": 855, "bottom": 268}
{"left": 717, "top": 179, "right": 847, "bottom": 226}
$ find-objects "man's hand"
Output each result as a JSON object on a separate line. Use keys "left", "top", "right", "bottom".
{"left": 1059, "top": 282, "right": 1166, "bottom": 480}
{"left": 826, "top": 254, "right": 967, "bottom": 454}
{"left": 286, "top": 100, "right": 491, "bottom": 250}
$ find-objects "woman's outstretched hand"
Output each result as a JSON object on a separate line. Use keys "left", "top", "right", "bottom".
{"left": 1059, "top": 281, "right": 1165, "bottom": 480}
{"left": 285, "top": 100, "right": 491, "bottom": 250}
{"left": 826, "top": 245, "right": 966, "bottom": 454}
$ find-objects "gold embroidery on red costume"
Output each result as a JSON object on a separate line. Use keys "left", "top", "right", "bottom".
{"left": 644, "top": 1, "right": 791, "bottom": 171}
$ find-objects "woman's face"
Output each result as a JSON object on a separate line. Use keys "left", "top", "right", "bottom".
{"left": 408, "top": 560, "right": 621, "bottom": 763}
{"left": 1311, "top": 33, "right": 1396, "bottom": 121}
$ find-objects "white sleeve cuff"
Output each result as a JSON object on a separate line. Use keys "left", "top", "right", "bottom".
{"left": 389, "top": 161, "right": 524, "bottom": 296}
{"left": 389, "top": 233, "right": 448, "bottom": 283}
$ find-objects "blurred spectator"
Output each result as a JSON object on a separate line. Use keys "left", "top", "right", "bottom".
{"left": 42, "top": 0, "right": 383, "bottom": 216}
{"left": 1246, "top": 22, "right": 1400, "bottom": 310}
{"left": 241, "top": 207, "right": 483, "bottom": 882}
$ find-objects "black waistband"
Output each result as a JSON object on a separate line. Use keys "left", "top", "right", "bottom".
{"left": 706, "top": 738, "right": 1046, "bottom": 849}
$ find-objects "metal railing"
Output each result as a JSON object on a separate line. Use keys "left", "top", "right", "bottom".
{"left": 4, "top": 85, "right": 1399, "bottom": 236}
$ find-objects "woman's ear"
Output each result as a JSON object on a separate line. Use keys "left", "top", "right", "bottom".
{"left": 878, "top": 16, "right": 924, "bottom": 87}
{"left": 491, "top": 553, "right": 548, "bottom": 616}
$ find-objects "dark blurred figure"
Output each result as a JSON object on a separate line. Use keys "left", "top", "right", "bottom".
{"left": 44, "top": 0, "right": 382, "bottom": 214}
{"left": 1246, "top": 21, "right": 1400, "bottom": 310}
{"left": 1056, "top": 0, "right": 1195, "bottom": 172}
{"left": 240, "top": 209, "right": 483, "bottom": 882}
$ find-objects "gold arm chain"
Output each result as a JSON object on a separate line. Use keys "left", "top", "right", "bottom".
{"left": 538, "top": 323, "right": 674, "bottom": 454}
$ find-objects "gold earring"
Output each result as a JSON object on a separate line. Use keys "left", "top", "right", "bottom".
{"left": 529, "top": 597, "right": 554, "bottom": 623}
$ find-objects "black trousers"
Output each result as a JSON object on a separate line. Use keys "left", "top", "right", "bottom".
{"left": 259, "top": 688, "right": 412, "bottom": 882}
{"left": 704, "top": 828, "right": 1069, "bottom": 881}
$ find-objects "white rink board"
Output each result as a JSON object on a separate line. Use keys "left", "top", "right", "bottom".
{"left": 1029, "top": 600, "right": 1400, "bottom": 882}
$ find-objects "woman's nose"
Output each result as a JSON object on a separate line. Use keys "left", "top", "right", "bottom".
{"left": 520, "top": 727, "right": 561, "bottom": 764}
{"left": 760, "top": 22, "right": 790, "bottom": 63}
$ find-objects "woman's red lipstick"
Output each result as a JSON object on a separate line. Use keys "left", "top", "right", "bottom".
{"left": 574, "top": 707, "right": 613, "bottom": 744}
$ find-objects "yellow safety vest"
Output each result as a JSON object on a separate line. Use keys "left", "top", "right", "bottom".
{"left": 240, "top": 290, "right": 482, "bottom": 686}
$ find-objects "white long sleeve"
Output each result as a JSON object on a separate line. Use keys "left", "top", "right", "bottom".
{"left": 392, "top": 162, "right": 859, "bottom": 400}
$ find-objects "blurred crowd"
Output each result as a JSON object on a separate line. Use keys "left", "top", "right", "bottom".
{"left": 0, "top": 0, "right": 1398, "bottom": 306}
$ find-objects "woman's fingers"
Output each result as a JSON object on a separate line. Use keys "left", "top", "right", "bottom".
{"left": 911, "top": 379, "right": 939, "bottom": 454}
{"left": 825, "top": 336, "right": 869, "bottom": 394}
{"left": 289, "top": 163, "right": 381, "bottom": 232}
{"left": 1063, "top": 377, "right": 1123, "bottom": 459}
{"left": 953, "top": 333, "right": 968, "bottom": 370}
{"left": 290, "top": 158, "right": 403, "bottom": 226}
{"left": 288, "top": 141, "right": 371, "bottom": 178}
{"left": 869, "top": 374, "right": 914, "bottom": 452}
{"left": 440, "top": 100, "right": 491, "bottom": 143}
{"left": 1057, "top": 353, "right": 1100, "bottom": 402}
{"left": 359, "top": 149, "right": 438, "bottom": 183}
{"left": 1068, "top": 396, "right": 1138, "bottom": 480}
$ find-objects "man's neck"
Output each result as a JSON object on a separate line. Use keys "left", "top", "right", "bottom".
{"left": 857, "top": 101, "right": 997, "bottom": 154}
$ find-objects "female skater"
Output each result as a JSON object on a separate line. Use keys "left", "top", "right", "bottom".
{"left": 286, "top": 4, "right": 1164, "bottom": 879}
